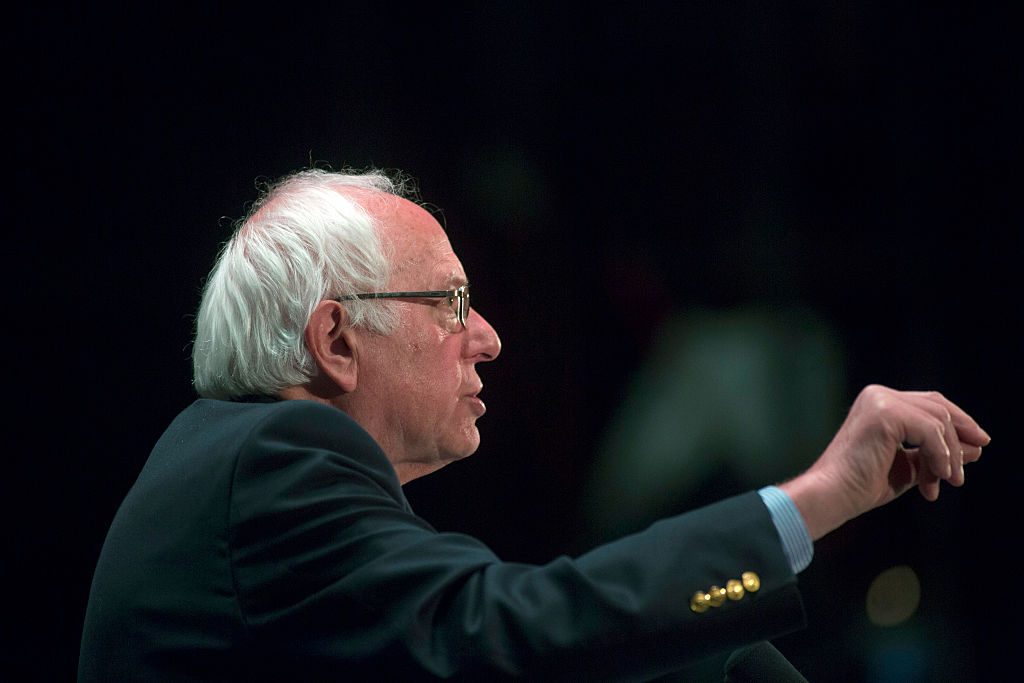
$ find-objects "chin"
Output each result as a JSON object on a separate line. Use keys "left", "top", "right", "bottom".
{"left": 442, "top": 427, "right": 481, "bottom": 462}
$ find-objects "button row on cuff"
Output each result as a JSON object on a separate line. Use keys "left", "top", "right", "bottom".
{"left": 690, "top": 571, "right": 761, "bottom": 613}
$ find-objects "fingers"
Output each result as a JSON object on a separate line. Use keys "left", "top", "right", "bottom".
{"left": 962, "top": 443, "right": 983, "bottom": 464}
{"left": 873, "top": 386, "right": 989, "bottom": 498}
{"left": 813, "top": 385, "right": 984, "bottom": 523}
{"left": 906, "top": 390, "right": 991, "bottom": 447}
{"left": 918, "top": 474, "right": 941, "bottom": 502}
{"left": 899, "top": 404, "right": 957, "bottom": 486}
{"left": 896, "top": 448, "right": 940, "bottom": 501}
{"left": 902, "top": 394, "right": 965, "bottom": 486}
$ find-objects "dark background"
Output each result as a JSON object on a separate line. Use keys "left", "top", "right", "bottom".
{"left": 9, "top": 3, "right": 1021, "bottom": 681}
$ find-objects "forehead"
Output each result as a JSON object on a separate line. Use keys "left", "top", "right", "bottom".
{"left": 375, "top": 195, "right": 465, "bottom": 287}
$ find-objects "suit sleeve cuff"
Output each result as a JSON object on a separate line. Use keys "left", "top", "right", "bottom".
{"left": 758, "top": 485, "right": 814, "bottom": 574}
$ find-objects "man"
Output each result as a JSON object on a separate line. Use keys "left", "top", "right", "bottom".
{"left": 79, "top": 168, "right": 989, "bottom": 681}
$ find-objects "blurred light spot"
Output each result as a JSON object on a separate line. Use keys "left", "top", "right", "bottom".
{"left": 581, "top": 306, "right": 845, "bottom": 539}
{"left": 866, "top": 564, "right": 921, "bottom": 627}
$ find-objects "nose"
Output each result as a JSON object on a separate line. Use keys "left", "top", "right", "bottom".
{"left": 466, "top": 309, "right": 501, "bottom": 361}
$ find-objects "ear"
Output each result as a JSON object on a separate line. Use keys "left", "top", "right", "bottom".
{"left": 304, "top": 300, "right": 359, "bottom": 394}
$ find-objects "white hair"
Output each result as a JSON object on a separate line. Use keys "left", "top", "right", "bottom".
{"left": 192, "top": 167, "right": 413, "bottom": 399}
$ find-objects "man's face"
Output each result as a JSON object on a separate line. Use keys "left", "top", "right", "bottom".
{"left": 353, "top": 197, "right": 501, "bottom": 477}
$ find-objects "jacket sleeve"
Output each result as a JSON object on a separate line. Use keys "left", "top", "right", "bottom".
{"left": 228, "top": 401, "right": 805, "bottom": 681}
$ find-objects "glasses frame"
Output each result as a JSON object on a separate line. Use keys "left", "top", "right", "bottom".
{"left": 336, "top": 284, "right": 471, "bottom": 329}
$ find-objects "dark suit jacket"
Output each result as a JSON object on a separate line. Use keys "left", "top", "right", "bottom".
{"left": 79, "top": 398, "right": 805, "bottom": 681}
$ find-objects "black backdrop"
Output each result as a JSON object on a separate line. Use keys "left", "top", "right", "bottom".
{"left": 10, "top": 4, "right": 1021, "bottom": 682}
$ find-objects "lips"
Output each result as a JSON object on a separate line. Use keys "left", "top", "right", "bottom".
{"left": 462, "top": 386, "right": 486, "bottom": 415}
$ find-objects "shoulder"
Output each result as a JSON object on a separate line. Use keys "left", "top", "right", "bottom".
{"left": 241, "top": 399, "right": 384, "bottom": 459}
{"left": 222, "top": 398, "right": 404, "bottom": 499}
{"left": 163, "top": 397, "right": 400, "bottom": 496}
{"left": 178, "top": 398, "right": 381, "bottom": 454}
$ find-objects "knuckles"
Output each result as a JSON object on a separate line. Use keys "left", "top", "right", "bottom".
{"left": 856, "top": 384, "right": 895, "bottom": 422}
{"left": 850, "top": 385, "right": 964, "bottom": 451}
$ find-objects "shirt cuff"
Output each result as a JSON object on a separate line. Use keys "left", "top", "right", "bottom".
{"left": 758, "top": 485, "right": 814, "bottom": 574}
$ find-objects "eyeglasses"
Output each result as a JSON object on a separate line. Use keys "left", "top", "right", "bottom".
{"left": 336, "top": 284, "right": 471, "bottom": 329}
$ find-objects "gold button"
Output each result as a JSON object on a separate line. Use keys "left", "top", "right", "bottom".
{"left": 742, "top": 571, "right": 761, "bottom": 593}
{"left": 690, "top": 591, "right": 711, "bottom": 613}
{"left": 726, "top": 579, "right": 745, "bottom": 601}
{"left": 708, "top": 585, "right": 727, "bottom": 607}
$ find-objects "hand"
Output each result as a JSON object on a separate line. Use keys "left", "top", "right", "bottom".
{"left": 780, "top": 385, "right": 990, "bottom": 540}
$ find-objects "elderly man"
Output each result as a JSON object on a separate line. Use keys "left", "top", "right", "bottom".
{"left": 79, "top": 168, "right": 989, "bottom": 681}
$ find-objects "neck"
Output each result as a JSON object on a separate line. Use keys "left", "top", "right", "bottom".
{"left": 279, "top": 385, "right": 444, "bottom": 486}
{"left": 391, "top": 460, "right": 445, "bottom": 485}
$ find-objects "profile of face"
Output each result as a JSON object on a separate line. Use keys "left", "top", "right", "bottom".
{"left": 351, "top": 196, "right": 502, "bottom": 479}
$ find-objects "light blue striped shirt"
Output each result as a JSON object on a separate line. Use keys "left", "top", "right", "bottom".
{"left": 757, "top": 485, "right": 813, "bottom": 573}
